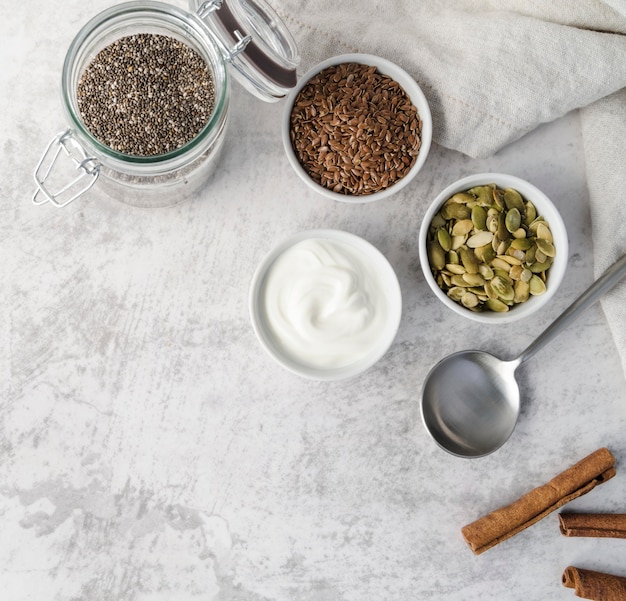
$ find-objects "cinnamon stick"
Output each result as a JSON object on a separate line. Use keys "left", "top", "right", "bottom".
{"left": 559, "top": 513, "right": 626, "bottom": 538}
{"left": 461, "top": 447, "right": 616, "bottom": 554}
{"left": 563, "top": 566, "right": 626, "bottom": 601}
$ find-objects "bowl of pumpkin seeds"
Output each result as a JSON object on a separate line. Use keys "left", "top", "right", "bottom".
{"left": 419, "top": 173, "right": 568, "bottom": 323}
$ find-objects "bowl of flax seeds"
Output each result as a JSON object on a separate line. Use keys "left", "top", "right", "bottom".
{"left": 282, "top": 53, "right": 432, "bottom": 202}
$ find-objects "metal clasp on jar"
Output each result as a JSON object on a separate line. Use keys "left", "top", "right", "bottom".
{"left": 33, "top": 129, "right": 100, "bottom": 208}
{"left": 195, "top": 0, "right": 251, "bottom": 61}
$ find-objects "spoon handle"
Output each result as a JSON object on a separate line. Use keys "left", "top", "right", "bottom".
{"left": 516, "top": 254, "right": 626, "bottom": 366}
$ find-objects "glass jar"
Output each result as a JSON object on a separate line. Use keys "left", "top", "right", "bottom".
{"left": 33, "top": 0, "right": 299, "bottom": 208}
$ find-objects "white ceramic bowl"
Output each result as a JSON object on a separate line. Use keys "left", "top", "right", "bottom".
{"left": 281, "top": 53, "right": 432, "bottom": 203}
{"left": 418, "top": 173, "right": 568, "bottom": 324}
{"left": 249, "top": 229, "right": 402, "bottom": 380}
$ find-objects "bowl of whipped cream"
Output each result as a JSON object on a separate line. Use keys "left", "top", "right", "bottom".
{"left": 249, "top": 229, "right": 402, "bottom": 380}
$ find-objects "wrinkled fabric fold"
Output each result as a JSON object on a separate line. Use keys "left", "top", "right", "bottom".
{"left": 580, "top": 89, "right": 626, "bottom": 378}
{"left": 274, "top": 1, "right": 626, "bottom": 157}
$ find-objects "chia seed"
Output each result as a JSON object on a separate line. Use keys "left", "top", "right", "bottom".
{"left": 77, "top": 33, "right": 216, "bottom": 157}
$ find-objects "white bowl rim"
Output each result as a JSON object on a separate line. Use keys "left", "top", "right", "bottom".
{"left": 249, "top": 228, "right": 403, "bottom": 380}
{"left": 281, "top": 52, "right": 433, "bottom": 204}
{"left": 418, "top": 173, "right": 569, "bottom": 324}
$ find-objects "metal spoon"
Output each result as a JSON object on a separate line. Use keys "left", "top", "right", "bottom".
{"left": 420, "top": 254, "right": 626, "bottom": 458}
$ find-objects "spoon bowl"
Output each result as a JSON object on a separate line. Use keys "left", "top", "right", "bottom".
{"left": 421, "top": 254, "right": 626, "bottom": 458}
{"left": 421, "top": 351, "right": 520, "bottom": 458}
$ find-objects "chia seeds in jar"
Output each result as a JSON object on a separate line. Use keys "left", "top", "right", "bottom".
{"left": 77, "top": 33, "right": 216, "bottom": 157}
{"left": 33, "top": 0, "right": 299, "bottom": 209}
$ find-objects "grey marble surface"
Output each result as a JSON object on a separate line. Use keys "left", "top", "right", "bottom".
{"left": 2, "top": 1, "right": 626, "bottom": 600}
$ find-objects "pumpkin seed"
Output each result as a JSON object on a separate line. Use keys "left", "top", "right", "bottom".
{"left": 492, "top": 269, "right": 511, "bottom": 281}
{"left": 437, "top": 227, "right": 452, "bottom": 252}
{"left": 469, "top": 185, "right": 494, "bottom": 207}
{"left": 492, "top": 187, "right": 506, "bottom": 210}
{"left": 431, "top": 213, "right": 446, "bottom": 228}
{"left": 498, "top": 254, "right": 523, "bottom": 266}
{"left": 528, "top": 274, "right": 546, "bottom": 295}
{"left": 447, "top": 286, "right": 465, "bottom": 301}
{"left": 466, "top": 230, "right": 493, "bottom": 248}
{"left": 497, "top": 213, "right": 510, "bottom": 241}
{"left": 428, "top": 240, "right": 446, "bottom": 270}
{"left": 520, "top": 268, "right": 533, "bottom": 282}
{"left": 451, "top": 235, "right": 466, "bottom": 250}
{"left": 442, "top": 202, "right": 471, "bottom": 220}
{"left": 486, "top": 298, "right": 509, "bottom": 312}
{"left": 509, "top": 265, "right": 524, "bottom": 280}
{"left": 536, "top": 238, "right": 556, "bottom": 257}
{"left": 496, "top": 239, "right": 509, "bottom": 256}
{"left": 478, "top": 264, "right": 494, "bottom": 280}
{"left": 484, "top": 281, "right": 498, "bottom": 300}
{"left": 450, "top": 192, "right": 474, "bottom": 204}
{"left": 461, "top": 292, "right": 479, "bottom": 308}
{"left": 451, "top": 274, "right": 473, "bottom": 287}
{"left": 462, "top": 273, "right": 486, "bottom": 287}
{"left": 512, "top": 249, "right": 526, "bottom": 261}
{"left": 504, "top": 188, "right": 524, "bottom": 211}
{"left": 524, "top": 200, "right": 537, "bottom": 225}
{"left": 471, "top": 205, "right": 487, "bottom": 231}
{"left": 514, "top": 280, "right": 530, "bottom": 303}
{"left": 491, "top": 275, "right": 514, "bottom": 301}
{"left": 505, "top": 207, "right": 521, "bottom": 233}
{"left": 536, "top": 222, "right": 553, "bottom": 242}
{"left": 446, "top": 263, "right": 466, "bottom": 275}
{"left": 451, "top": 219, "right": 474, "bottom": 236}
{"left": 459, "top": 247, "right": 479, "bottom": 274}
{"left": 530, "top": 260, "right": 551, "bottom": 273}
{"left": 474, "top": 243, "right": 496, "bottom": 264}
{"left": 491, "top": 257, "right": 512, "bottom": 271}
{"left": 468, "top": 286, "right": 487, "bottom": 296}
{"left": 528, "top": 217, "right": 544, "bottom": 235}
{"left": 486, "top": 213, "right": 499, "bottom": 233}
{"left": 510, "top": 237, "right": 532, "bottom": 250}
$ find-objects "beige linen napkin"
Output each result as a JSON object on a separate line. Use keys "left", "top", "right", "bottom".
{"left": 274, "top": 0, "right": 626, "bottom": 376}
{"left": 581, "top": 89, "right": 626, "bottom": 377}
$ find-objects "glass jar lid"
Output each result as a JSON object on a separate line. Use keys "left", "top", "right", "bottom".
{"left": 190, "top": 0, "right": 299, "bottom": 102}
